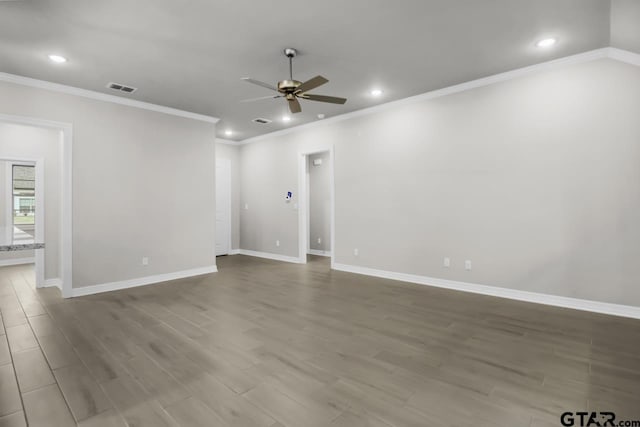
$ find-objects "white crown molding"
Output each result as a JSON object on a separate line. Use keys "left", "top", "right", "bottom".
{"left": 332, "top": 263, "right": 640, "bottom": 320}
{"left": 71, "top": 265, "right": 218, "bottom": 297}
{"left": 0, "top": 72, "right": 219, "bottom": 124}
{"left": 216, "top": 138, "right": 241, "bottom": 146}
{"left": 0, "top": 257, "right": 35, "bottom": 267}
{"left": 239, "top": 47, "right": 640, "bottom": 145}
{"left": 238, "top": 249, "right": 304, "bottom": 264}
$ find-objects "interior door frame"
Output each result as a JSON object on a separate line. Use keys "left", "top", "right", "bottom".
{"left": 297, "top": 146, "right": 335, "bottom": 268}
{"left": 215, "top": 157, "right": 232, "bottom": 256}
{"left": 0, "top": 113, "right": 73, "bottom": 297}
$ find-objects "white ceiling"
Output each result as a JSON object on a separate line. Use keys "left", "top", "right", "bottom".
{"left": 0, "top": 0, "right": 629, "bottom": 140}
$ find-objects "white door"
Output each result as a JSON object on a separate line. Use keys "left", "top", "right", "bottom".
{"left": 215, "top": 158, "right": 231, "bottom": 256}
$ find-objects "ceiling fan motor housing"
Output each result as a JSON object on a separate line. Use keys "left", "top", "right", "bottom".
{"left": 278, "top": 79, "right": 302, "bottom": 95}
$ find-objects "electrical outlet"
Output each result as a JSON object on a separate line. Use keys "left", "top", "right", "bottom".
{"left": 142, "top": 257, "right": 149, "bottom": 266}
{"left": 244, "top": 203, "right": 249, "bottom": 210}
{"left": 317, "top": 237, "right": 322, "bottom": 244}
{"left": 354, "top": 248, "right": 359, "bottom": 256}
{"left": 443, "top": 257, "right": 451, "bottom": 268}
{"left": 465, "top": 260, "right": 472, "bottom": 271}
{"left": 276, "top": 240, "right": 280, "bottom": 247}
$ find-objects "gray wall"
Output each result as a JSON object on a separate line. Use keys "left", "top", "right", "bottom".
{"left": 308, "top": 152, "right": 331, "bottom": 253}
{"left": 0, "top": 81, "right": 217, "bottom": 289}
{"left": 0, "top": 124, "right": 60, "bottom": 277}
{"left": 611, "top": 0, "right": 640, "bottom": 53}
{"left": 216, "top": 141, "right": 240, "bottom": 250}
{"left": 239, "top": 58, "right": 640, "bottom": 307}
{"left": 240, "top": 140, "right": 299, "bottom": 257}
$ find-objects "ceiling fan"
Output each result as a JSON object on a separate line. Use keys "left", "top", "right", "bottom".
{"left": 241, "top": 48, "right": 347, "bottom": 114}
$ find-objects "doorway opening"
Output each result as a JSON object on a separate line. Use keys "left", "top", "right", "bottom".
{"left": 298, "top": 148, "right": 335, "bottom": 268}
{"left": 0, "top": 159, "right": 41, "bottom": 288}
{"left": 0, "top": 113, "right": 73, "bottom": 297}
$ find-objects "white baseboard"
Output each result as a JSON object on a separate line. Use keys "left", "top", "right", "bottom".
{"left": 71, "top": 265, "right": 218, "bottom": 298}
{"left": 43, "top": 278, "right": 62, "bottom": 289}
{"left": 332, "top": 263, "right": 640, "bottom": 320}
{"left": 608, "top": 47, "right": 640, "bottom": 67}
{"left": 238, "top": 249, "right": 303, "bottom": 264}
{"left": 229, "top": 249, "right": 241, "bottom": 255}
{"left": 308, "top": 249, "right": 331, "bottom": 257}
{"left": 0, "top": 257, "right": 35, "bottom": 267}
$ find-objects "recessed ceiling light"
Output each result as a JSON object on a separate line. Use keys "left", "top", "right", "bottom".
{"left": 370, "top": 89, "right": 383, "bottom": 97}
{"left": 48, "top": 54, "right": 67, "bottom": 64}
{"left": 224, "top": 129, "right": 233, "bottom": 136}
{"left": 317, "top": 114, "right": 325, "bottom": 120}
{"left": 282, "top": 115, "right": 291, "bottom": 123}
{"left": 535, "top": 38, "right": 557, "bottom": 48}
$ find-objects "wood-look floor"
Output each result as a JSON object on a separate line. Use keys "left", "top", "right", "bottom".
{"left": 1, "top": 255, "right": 640, "bottom": 427}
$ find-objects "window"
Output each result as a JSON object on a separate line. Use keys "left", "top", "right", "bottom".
{"left": 12, "top": 165, "right": 35, "bottom": 226}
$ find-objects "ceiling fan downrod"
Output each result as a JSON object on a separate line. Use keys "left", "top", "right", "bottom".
{"left": 284, "top": 48, "right": 297, "bottom": 80}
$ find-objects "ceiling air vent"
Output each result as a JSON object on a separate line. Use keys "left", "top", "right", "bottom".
{"left": 107, "top": 82, "right": 137, "bottom": 94}
{"left": 252, "top": 118, "right": 272, "bottom": 124}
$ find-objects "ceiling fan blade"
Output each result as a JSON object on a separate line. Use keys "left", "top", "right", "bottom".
{"left": 295, "top": 75, "right": 329, "bottom": 94}
{"left": 241, "top": 77, "right": 278, "bottom": 92}
{"left": 300, "top": 94, "right": 347, "bottom": 105}
{"left": 240, "top": 95, "right": 283, "bottom": 103}
{"left": 288, "top": 97, "right": 302, "bottom": 114}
